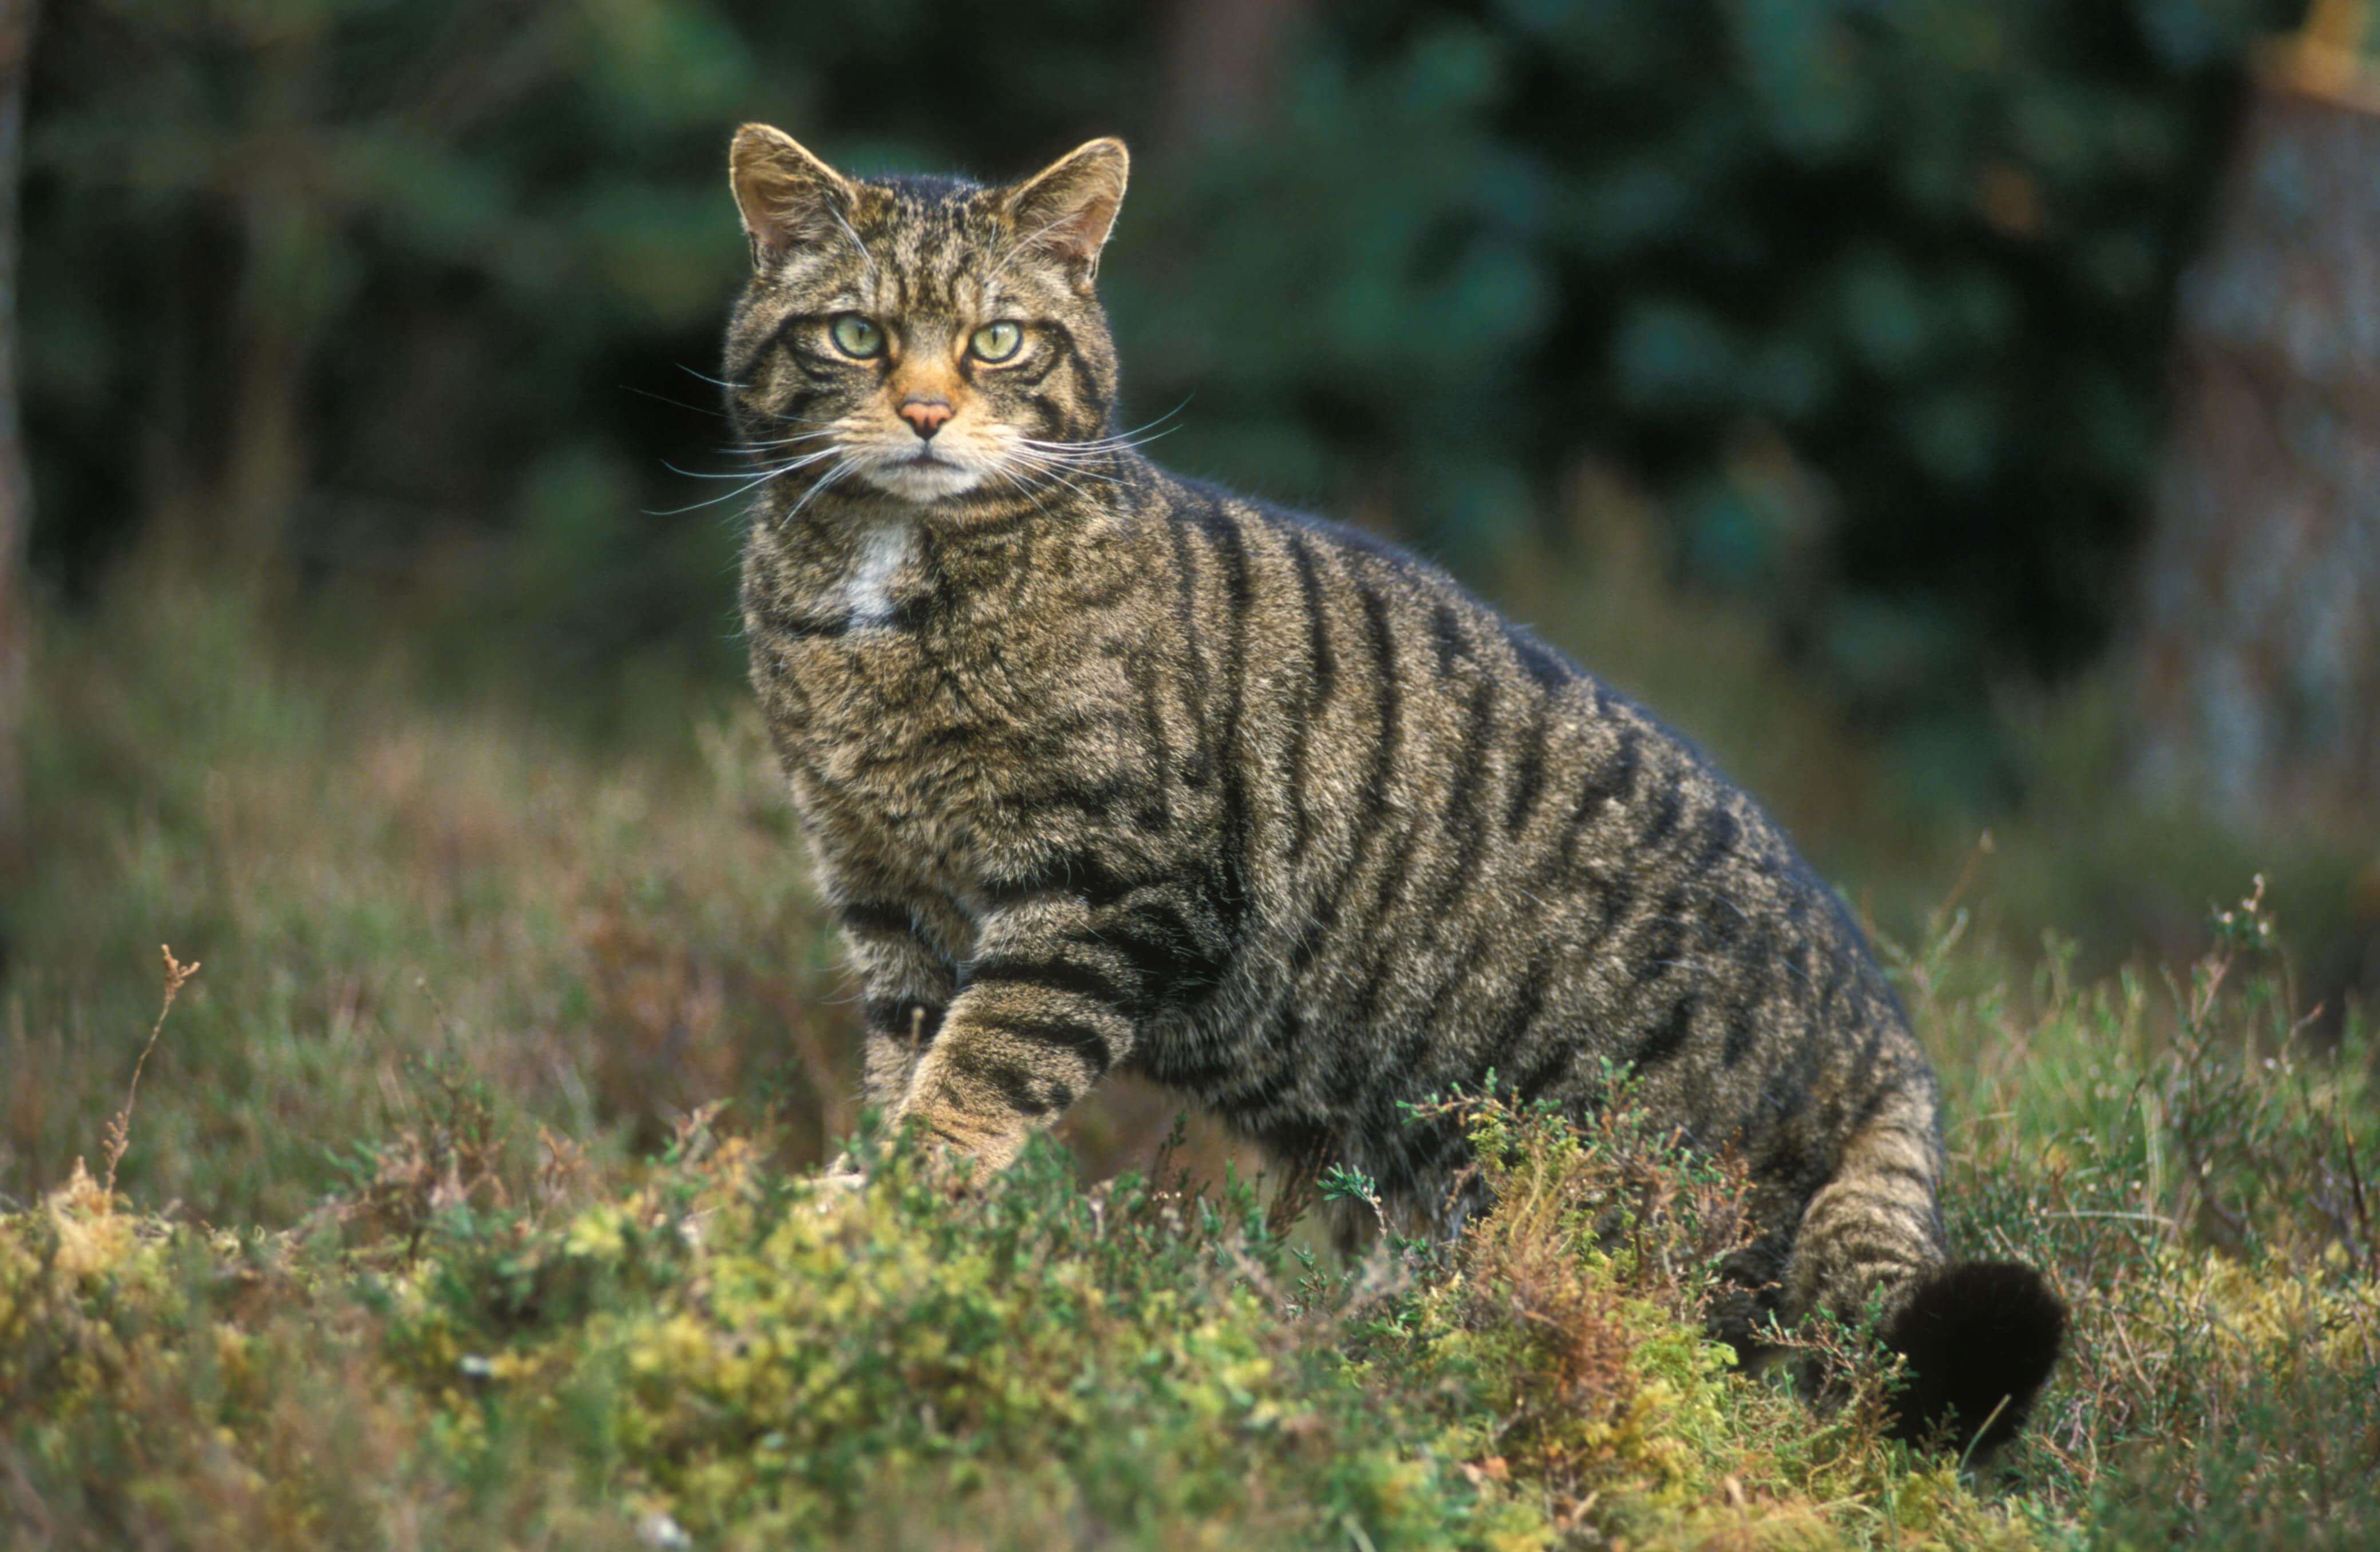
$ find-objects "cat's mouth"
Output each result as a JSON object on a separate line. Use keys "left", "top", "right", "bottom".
{"left": 860, "top": 447, "right": 986, "bottom": 502}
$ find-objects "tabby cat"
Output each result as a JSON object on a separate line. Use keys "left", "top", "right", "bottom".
{"left": 721, "top": 124, "right": 2065, "bottom": 1452}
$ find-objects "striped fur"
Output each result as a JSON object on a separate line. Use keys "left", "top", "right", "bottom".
{"left": 721, "top": 126, "right": 2062, "bottom": 1446}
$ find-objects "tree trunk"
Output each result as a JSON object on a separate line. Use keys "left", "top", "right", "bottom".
{"left": 0, "top": 0, "right": 38, "bottom": 882}
{"left": 2129, "top": 50, "right": 2380, "bottom": 833}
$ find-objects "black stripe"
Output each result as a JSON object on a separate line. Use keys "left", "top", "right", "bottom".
{"left": 1292, "top": 538, "right": 1339, "bottom": 703}
{"left": 888, "top": 582, "right": 947, "bottom": 633}
{"left": 1504, "top": 700, "right": 1549, "bottom": 838}
{"left": 764, "top": 387, "right": 826, "bottom": 430}
{"left": 965, "top": 955, "right": 1136, "bottom": 1012}
{"left": 1353, "top": 780, "right": 1436, "bottom": 1023}
{"left": 1431, "top": 604, "right": 1468, "bottom": 676}
{"left": 1512, "top": 1036, "right": 1579, "bottom": 1105}
{"left": 1022, "top": 391, "right": 1065, "bottom": 439}
{"left": 997, "top": 774, "right": 1153, "bottom": 827}
{"left": 1507, "top": 626, "right": 1576, "bottom": 690}
{"left": 981, "top": 852, "right": 1155, "bottom": 909}
{"left": 1433, "top": 670, "right": 1499, "bottom": 913}
{"left": 1196, "top": 500, "right": 1255, "bottom": 952}
{"left": 935, "top": 505, "right": 1038, "bottom": 544}
{"left": 1033, "top": 317, "right": 1084, "bottom": 371}
{"left": 1602, "top": 726, "right": 1644, "bottom": 803}
{"left": 1006, "top": 343, "right": 1065, "bottom": 389}
{"left": 1286, "top": 535, "right": 1335, "bottom": 860}
{"left": 1355, "top": 580, "right": 1402, "bottom": 828}
{"left": 1196, "top": 501, "right": 1254, "bottom": 613}
{"left": 1286, "top": 575, "right": 1400, "bottom": 977}
{"left": 946, "top": 1048, "right": 1075, "bottom": 1120}
{"left": 1555, "top": 724, "right": 1642, "bottom": 875}
{"left": 725, "top": 311, "right": 802, "bottom": 386}
{"left": 1760, "top": 1025, "right": 1826, "bottom": 1130}
{"left": 1415, "top": 934, "right": 1479, "bottom": 1035}
{"left": 1641, "top": 783, "right": 1686, "bottom": 850}
{"left": 1004, "top": 1016, "right": 1115, "bottom": 1076}
{"left": 1720, "top": 924, "right": 1773, "bottom": 1068}
{"left": 1165, "top": 515, "right": 1213, "bottom": 787}
{"left": 754, "top": 603, "right": 851, "bottom": 642}
{"left": 1130, "top": 654, "right": 1176, "bottom": 828}
{"left": 995, "top": 1070, "right": 1070, "bottom": 1119}
{"left": 1629, "top": 890, "right": 1689, "bottom": 986}
{"left": 1491, "top": 953, "right": 1555, "bottom": 1072}
{"left": 1865, "top": 1160, "right": 1939, "bottom": 1194}
{"left": 1100, "top": 931, "right": 1212, "bottom": 1015}
{"left": 1586, "top": 870, "right": 1638, "bottom": 947}
{"left": 841, "top": 902, "right": 916, "bottom": 939}
{"left": 1628, "top": 994, "right": 1699, "bottom": 1071}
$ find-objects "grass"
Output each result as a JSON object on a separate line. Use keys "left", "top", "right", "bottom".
{"left": 3, "top": 565, "right": 2377, "bottom": 1547}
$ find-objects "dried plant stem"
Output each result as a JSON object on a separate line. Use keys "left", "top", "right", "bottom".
{"left": 101, "top": 944, "right": 200, "bottom": 1198}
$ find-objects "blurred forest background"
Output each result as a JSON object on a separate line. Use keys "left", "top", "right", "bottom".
{"left": 3, "top": 0, "right": 2379, "bottom": 1211}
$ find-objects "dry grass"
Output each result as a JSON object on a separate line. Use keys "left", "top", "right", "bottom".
{"left": 2, "top": 565, "right": 2375, "bottom": 1547}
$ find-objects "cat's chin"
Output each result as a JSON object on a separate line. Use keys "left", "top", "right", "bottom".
{"left": 859, "top": 455, "right": 986, "bottom": 505}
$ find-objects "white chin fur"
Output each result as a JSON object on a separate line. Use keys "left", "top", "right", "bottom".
{"left": 859, "top": 454, "right": 986, "bottom": 503}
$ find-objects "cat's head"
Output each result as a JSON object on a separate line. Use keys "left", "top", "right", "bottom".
{"left": 722, "top": 125, "right": 1128, "bottom": 509}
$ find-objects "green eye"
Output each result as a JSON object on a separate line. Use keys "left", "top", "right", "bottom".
{"left": 970, "top": 320, "right": 1023, "bottom": 362}
{"left": 829, "top": 315, "right": 883, "bottom": 358}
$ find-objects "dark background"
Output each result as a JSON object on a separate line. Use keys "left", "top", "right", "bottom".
{"left": 18, "top": 0, "right": 2286, "bottom": 781}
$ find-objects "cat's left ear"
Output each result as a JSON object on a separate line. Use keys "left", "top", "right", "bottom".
{"left": 1002, "top": 138, "right": 1129, "bottom": 284}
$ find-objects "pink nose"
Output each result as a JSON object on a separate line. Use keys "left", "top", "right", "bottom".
{"left": 898, "top": 397, "right": 952, "bottom": 439}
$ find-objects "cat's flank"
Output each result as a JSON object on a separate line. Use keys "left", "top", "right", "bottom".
{"left": 721, "top": 124, "right": 2064, "bottom": 1452}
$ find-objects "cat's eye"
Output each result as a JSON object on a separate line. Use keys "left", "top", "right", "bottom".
{"left": 970, "top": 321, "right": 1023, "bottom": 363}
{"left": 829, "top": 314, "right": 884, "bottom": 359}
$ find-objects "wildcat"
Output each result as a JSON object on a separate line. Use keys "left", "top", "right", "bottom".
{"left": 721, "top": 123, "right": 2064, "bottom": 1452}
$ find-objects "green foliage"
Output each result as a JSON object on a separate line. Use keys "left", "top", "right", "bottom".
{"left": 21, "top": 0, "right": 2292, "bottom": 765}
{"left": 3, "top": 1119, "right": 1556, "bottom": 1547}
{"left": 1916, "top": 882, "right": 2380, "bottom": 1547}
{"left": 17, "top": 917, "right": 2373, "bottom": 1546}
{"left": 1116, "top": 0, "right": 2288, "bottom": 765}
{"left": 6, "top": 577, "right": 2380, "bottom": 1546}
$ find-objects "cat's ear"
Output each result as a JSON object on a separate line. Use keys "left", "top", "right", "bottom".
{"left": 729, "top": 124, "right": 856, "bottom": 267}
{"left": 1002, "top": 138, "right": 1129, "bottom": 283}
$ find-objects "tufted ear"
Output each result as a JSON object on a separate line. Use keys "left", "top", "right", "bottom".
{"left": 729, "top": 123, "right": 856, "bottom": 267}
{"left": 1002, "top": 137, "right": 1129, "bottom": 281}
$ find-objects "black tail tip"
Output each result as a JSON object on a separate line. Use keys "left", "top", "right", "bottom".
{"left": 1882, "top": 1260, "right": 2066, "bottom": 1456}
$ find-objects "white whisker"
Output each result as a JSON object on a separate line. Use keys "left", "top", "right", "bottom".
{"left": 999, "top": 449, "right": 1107, "bottom": 505}
{"left": 649, "top": 468, "right": 796, "bottom": 516}
{"left": 778, "top": 458, "right": 861, "bottom": 528}
{"left": 667, "top": 447, "right": 841, "bottom": 481}
{"left": 826, "top": 202, "right": 879, "bottom": 282}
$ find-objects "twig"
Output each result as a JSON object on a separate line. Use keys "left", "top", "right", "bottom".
{"left": 101, "top": 945, "right": 200, "bottom": 1198}
{"left": 1929, "top": 828, "right": 1995, "bottom": 939}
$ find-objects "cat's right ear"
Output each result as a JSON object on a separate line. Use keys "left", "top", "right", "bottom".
{"left": 729, "top": 124, "right": 856, "bottom": 269}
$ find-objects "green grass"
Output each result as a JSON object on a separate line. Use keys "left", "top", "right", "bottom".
{"left": 4, "top": 571, "right": 2377, "bottom": 1547}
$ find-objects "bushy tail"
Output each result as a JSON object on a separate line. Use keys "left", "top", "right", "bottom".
{"left": 1785, "top": 1082, "right": 2067, "bottom": 1454}
{"left": 1881, "top": 1260, "right": 2066, "bottom": 1455}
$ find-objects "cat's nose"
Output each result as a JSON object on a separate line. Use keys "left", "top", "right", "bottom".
{"left": 898, "top": 396, "right": 952, "bottom": 440}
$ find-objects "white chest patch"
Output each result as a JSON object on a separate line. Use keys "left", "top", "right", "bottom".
{"left": 844, "top": 518, "right": 916, "bottom": 625}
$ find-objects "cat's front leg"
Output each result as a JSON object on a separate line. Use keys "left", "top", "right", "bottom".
{"left": 828, "top": 894, "right": 959, "bottom": 1141}
{"left": 888, "top": 896, "right": 1144, "bottom": 1175}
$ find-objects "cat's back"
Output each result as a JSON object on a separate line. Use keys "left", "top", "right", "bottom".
{"left": 1122, "top": 474, "right": 1923, "bottom": 1200}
